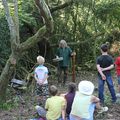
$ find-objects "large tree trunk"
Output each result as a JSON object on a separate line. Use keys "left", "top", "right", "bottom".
{"left": 0, "top": 0, "right": 53, "bottom": 103}
{"left": 0, "top": 54, "right": 20, "bottom": 102}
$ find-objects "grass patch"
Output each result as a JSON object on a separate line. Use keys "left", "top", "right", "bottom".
{"left": 0, "top": 96, "right": 20, "bottom": 110}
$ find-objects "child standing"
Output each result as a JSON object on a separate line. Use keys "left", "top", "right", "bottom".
{"left": 70, "top": 80, "right": 108, "bottom": 120}
{"left": 96, "top": 44, "right": 117, "bottom": 104}
{"left": 115, "top": 52, "right": 120, "bottom": 97}
{"left": 34, "top": 56, "right": 49, "bottom": 106}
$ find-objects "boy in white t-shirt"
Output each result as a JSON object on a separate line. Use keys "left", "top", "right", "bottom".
{"left": 34, "top": 56, "right": 49, "bottom": 106}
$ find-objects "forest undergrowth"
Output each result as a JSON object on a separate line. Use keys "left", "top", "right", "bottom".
{"left": 0, "top": 71, "right": 120, "bottom": 120}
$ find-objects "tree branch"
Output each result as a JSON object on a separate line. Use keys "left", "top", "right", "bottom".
{"left": 50, "top": 0, "right": 73, "bottom": 13}
{"left": 2, "top": 0, "right": 16, "bottom": 43}
{"left": 2, "top": 0, "right": 20, "bottom": 54}
{"left": 51, "top": 32, "right": 105, "bottom": 47}
{"left": 13, "top": 0, "right": 20, "bottom": 44}
{"left": 19, "top": 26, "right": 46, "bottom": 52}
{"left": 50, "top": 0, "right": 94, "bottom": 13}
{"left": 35, "top": 0, "right": 54, "bottom": 33}
{"left": 19, "top": 0, "right": 54, "bottom": 52}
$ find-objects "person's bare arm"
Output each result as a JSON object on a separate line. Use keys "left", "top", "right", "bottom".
{"left": 101, "top": 64, "right": 114, "bottom": 71}
{"left": 40, "top": 73, "right": 48, "bottom": 84}
{"left": 36, "top": 73, "right": 48, "bottom": 85}
{"left": 61, "top": 97, "right": 67, "bottom": 120}
{"left": 97, "top": 64, "right": 106, "bottom": 80}
{"left": 91, "top": 95, "right": 100, "bottom": 103}
{"left": 61, "top": 105, "right": 66, "bottom": 120}
{"left": 34, "top": 73, "right": 39, "bottom": 81}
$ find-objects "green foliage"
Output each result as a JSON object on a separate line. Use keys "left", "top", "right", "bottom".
{"left": 0, "top": 97, "right": 19, "bottom": 110}
{"left": 1, "top": 0, "right": 120, "bottom": 72}
{"left": 18, "top": 0, "right": 37, "bottom": 27}
{"left": 0, "top": 0, "right": 37, "bottom": 72}
{"left": 0, "top": 99, "right": 19, "bottom": 110}
{"left": 104, "top": 94, "right": 112, "bottom": 106}
{"left": 95, "top": 1, "right": 120, "bottom": 23}
{"left": 0, "top": 10, "right": 10, "bottom": 71}
{"left": 0, "top": 87, "right": 19, "bottom": 110}
{"left": 0, "top": 102, "right": 13, "bottom": 110}
{"left": 50, "top": 0, "right": 120, "bottom": 70}
{"left": 19, "top": 13, "right": 37, "bottom": 27}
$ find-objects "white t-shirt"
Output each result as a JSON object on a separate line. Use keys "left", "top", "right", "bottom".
{"left": 34, "top": 65, "right": 48, "bottom": 84}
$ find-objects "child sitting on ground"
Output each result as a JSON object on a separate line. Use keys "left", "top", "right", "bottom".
{"left": 60, "top": 82, "right": 76, "bottom": 120}
{"left": 35, "top": 85, "right": 66, "bottom": 120}
{"left": 70, "top": 80, "right": 108, "bottom": 120}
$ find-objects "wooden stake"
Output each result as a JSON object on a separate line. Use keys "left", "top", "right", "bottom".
{"left": 72, "top": 52, "right": 76, "bottom": 82}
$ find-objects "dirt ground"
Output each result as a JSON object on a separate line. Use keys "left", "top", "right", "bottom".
{"left": 0, "top": 71, "right": 120, "bottom": 120}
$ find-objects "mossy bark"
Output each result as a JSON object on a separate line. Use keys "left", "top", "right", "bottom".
{"left": 0, "top": 0, "right": 53, "bottom": 103}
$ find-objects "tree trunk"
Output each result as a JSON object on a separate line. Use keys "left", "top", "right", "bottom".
{"left": 0, "top": 0, "right": 53, "bottom": 103}
{"left": 0, "top": 54, "right": 20, "bottom": 102}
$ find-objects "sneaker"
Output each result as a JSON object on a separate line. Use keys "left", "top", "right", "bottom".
{"left": 112, "top": 100, "right": 117, "bottom": 104}
{"left": 116, "top": 93, "right": 120, "bottom": 98}
{"left": 115, "top": 99, "right": 120, "bottom": 104}
{"left": 98, "top": 106, "right": 108, "bottom": 113}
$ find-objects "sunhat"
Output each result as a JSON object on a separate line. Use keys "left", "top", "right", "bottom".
{"left": 78, "top": 80, "right": 94, "bottom": 95}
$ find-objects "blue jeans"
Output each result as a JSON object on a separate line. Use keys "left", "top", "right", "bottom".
{"left": 98, "top": 75, "right": 117, "bottom": 103}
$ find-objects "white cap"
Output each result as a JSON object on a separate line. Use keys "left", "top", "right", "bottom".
{"left": 78, "top": 80, "right": 94, "bottom": 95}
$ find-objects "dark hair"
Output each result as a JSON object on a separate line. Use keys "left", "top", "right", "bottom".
{"left": 49, "top": 85, "right": 58, "bottom": 96}
{"left": 101, "top": 44, "right": 108, "bottom": 52}
{"left": 68, "top": 82, "right": 76, "bottom": 93}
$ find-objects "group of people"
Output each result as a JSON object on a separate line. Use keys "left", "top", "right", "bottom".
{"left": 33, "top": 81, "right": 108, "bottom": 120}
{"left": 33, "top": 40, "right": 120, "bottom": 120}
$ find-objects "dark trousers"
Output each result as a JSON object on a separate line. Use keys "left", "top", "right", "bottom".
{"left": 58, "top": 66, "right": 68, "bottom": 84}
{"left": 98, "top": 75, "right": 117, "bottom": 104}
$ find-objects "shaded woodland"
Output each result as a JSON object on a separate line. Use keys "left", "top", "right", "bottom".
{"left": 0, "top": 0, "right": 120, "bottom": 119}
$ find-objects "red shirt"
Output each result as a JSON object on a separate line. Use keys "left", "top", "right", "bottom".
{"left": 115, "top": 56, "right": 120, "bottom": 76}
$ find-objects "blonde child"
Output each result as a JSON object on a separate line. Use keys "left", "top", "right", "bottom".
{"left": 34, "top": 56, "right": 49, "bottom": 106}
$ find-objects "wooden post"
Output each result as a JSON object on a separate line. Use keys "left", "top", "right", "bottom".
{"left": 72, "top": 52, "right": 76, "bottom": 82}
